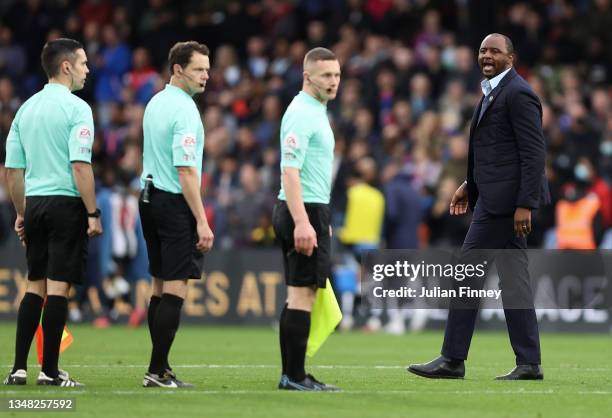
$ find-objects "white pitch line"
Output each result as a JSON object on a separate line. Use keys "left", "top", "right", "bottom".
{"left": 4, "top": 364, "right": 611, "bottom": 371}
{"left": 1, "top": 389, "right": 611, "bottom": 396}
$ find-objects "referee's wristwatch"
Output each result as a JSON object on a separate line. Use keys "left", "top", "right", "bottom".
{"left": 87, "top": 208, "right": 102, "bottom": 218}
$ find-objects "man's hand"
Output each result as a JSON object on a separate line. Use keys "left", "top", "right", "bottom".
{"left": 87, "top": 217, "right": 102, "bottom": 238}
{"left": 196, "top": 220, "right": 214, "bottom": 253}
{"left": 14, "top": 214, "right": 25, "bottom": 246}
{"left": 514, "top": 207, "right": 531, "bottom": 238}
{"left": 294, "top": 220, "right": 317, "bottom": 256}
{"left": 449, "top": 182, "right": 469, "bottom": 215}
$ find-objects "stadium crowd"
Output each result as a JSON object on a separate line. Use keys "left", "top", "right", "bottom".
{"left": 0, "top": 0, "right": 610, "bottom": 327}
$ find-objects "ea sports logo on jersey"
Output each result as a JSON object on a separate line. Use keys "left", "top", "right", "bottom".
{"left": 77, "top": 126, "right": 92, "bottom": 145}
{"left": 284, "top": 133, "right": 299, "bottom": 150}
{"left": 182, "top": 134, "right": 196, "bottom": 148}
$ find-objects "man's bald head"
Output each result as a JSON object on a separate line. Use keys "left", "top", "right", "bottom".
{"left": 483, "top": 33, "right": 514, "bottom": 55}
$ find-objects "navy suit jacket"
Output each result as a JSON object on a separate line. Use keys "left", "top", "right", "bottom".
{"left": 467, "top": 67, "right": 551, "bottom": 215}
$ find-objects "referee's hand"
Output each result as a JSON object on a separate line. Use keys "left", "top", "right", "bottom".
{"left": 294, "top": 220, "right": 317, "bottom": 257}
{"left": 87, "top": 217, "right": 103, "bottom": 238}
{"left": 14, "top": 215, "right": 25, "bottom": 247}
{"left": 196, "top": 221, "right": 214, "bottom": 253}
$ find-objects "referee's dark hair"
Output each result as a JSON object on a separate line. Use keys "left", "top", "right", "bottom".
{"left": 303, "top": 47, "right": 337, "bottom": 67}
{"left": 168, "top": 41, "right": 210, "bottom": 75}
{"left": 41, "top": 38, "right": 84, "bottom": 78}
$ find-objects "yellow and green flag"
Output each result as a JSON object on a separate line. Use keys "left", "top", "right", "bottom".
{"left": 306, "top": 279, "right": 342, "bottom": 357}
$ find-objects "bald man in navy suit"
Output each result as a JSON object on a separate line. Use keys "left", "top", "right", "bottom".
{"left": 408, "top": 33, "right": 550, "bottom": 380}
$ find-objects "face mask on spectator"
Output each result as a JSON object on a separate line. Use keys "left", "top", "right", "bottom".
{"left": 574, "top": 164, "right": 590, "bottom": 182}
{"left": 224, "top": 66, "right": 240, "bottom": 86}
{"left": 249, "top": 58, "right": 267, "bottom": 79}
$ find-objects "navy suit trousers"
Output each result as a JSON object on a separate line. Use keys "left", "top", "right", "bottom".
{"left": 441, "top": 201, "right": 541, "bottom": 365}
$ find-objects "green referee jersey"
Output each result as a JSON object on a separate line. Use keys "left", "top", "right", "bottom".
{"left": 141, "top": 84, "right": 204, "bottom": 194}
{"left": 4, "top": 83, "right": 94, "bottom": 197}
{"left": 278, "top": 91, "right": 335, "bottom": 204}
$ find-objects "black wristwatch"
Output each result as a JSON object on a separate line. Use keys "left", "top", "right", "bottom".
{"left": 87, "top": 208, "right": 101, "bottom": 218}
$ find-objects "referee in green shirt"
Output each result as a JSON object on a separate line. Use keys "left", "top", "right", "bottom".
{"left": 4, "top": 39, "right": 102, "bottom": 387}
{"left": 139, "top": 41, "right": 213, "bottom": 388}
{"left": 272, "top": 47, "right": 341, "bottom": 391}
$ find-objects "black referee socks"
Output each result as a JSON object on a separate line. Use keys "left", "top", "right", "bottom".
{"left": 147, "top": 295, "right": 161, "bottom": 343}
{"left": 148, "top": 293, "right": 184, "bottom": 375}
{"left": 12, "top": 292, "right": 44, "bottom": 373}
{"left": 41, "top": 295, "right": 68, "bottom": 378}
{"left": 283, "top": 309, "right": 311, "bottom": 382}
{"left": 279, "top": 303, "right": 288, "bottom": 375}
{"left": 148, "top": 295, "right": 173, "bottom": 371}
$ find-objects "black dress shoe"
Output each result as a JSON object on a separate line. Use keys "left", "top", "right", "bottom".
{"left": 495, "top": 365, "right": 543, "bottom": 380}
{"left": 407, "top": 356, "right": 465, "bottom": 379}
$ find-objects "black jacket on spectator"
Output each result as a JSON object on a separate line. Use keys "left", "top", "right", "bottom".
{"left": 466, "top": 67, "right": 551, "bottom": 215}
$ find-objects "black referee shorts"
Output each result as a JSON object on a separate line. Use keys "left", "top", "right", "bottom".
{"left": 139, "top": 187, "right": 204, "bottom": 280}
{"left": 24, "top": 196, "right": 88, "bottom": 284}
{"left": 272, "top": 200, "right": 331, "bottom": 289}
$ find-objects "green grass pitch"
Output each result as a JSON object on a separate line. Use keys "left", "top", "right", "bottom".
{"left": 0, "top": 323, "right": 610, "bottom": 418}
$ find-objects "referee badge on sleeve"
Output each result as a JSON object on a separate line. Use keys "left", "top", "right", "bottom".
{"left": 181, "top": 133, "right": 197, "bottom": 161}
{"left": 284, "top": 132, "right": 299, "bottom": 150}
{"left": 77, "top": 126, "right": 93, "bottom": 145}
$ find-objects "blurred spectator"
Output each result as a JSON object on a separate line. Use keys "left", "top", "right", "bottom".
{"left": 408, "top": 73, "right": 433, "bottom": 120}
{"left": 0, "top": 26, "right": 27, "bottom": 82}
{"left": 100, "top": 102, "right": 128, "bottom": 160}
{"left": 213, "top": 153, "right": 240, "bottom": 210}
{"left": 4, "top": 0, "right": 50, "bottom": 83}
{"left": 306, "top": 20, "right": 329, "bottom": 49}
{"left": 260, "top": 146, "right": 281, "bottom": 193}
{"left": 123, "top": 47, "right": 160, "bottom": 105}
{"left": 427, "top": 176, "right": 470, "bottom": 248}
{"left": 112, "top": 6, "right": 132, "bottom": 42}
{"left": 253, "top": 94, "right": 281, "bottom": 147}
{"left": 382, "top": 161, "right": 424, "bottom": 249}
{"left": 439, "top": 133, "right": 468, "bottom": 185}
{"left": 0, "top": 77, "right": 21, "bottom": 114}
{"left": 227, "top": 164, "right": 272, "bottom": 247}
{"left": 337, "top": 156, "right": 385, "bottom": 332}
{"left": 246, "top": 36, "right": 269, "bottom": 79}
{"left": 374, "top": 67, "right": 397, "bottom": 128}
{"left": 414, "top": 9, "right": 443, "bottom": 64}
{"left": 339, "top": 157, "right": 385, "bottom": 249}
{"left": 438, "top": 79, "right": 471, "bottom": 132}
{"left": 420, "top": 45, "right": 448, "bottom": 100}
{"left": 235, "top": 125, "right": 262, "bottom": 165}
{"left": 575, "top": 156, "right": 612, "bottom": 229}
{"left": 79, "top": 0, "right": 113, "bottom": 27}
{"left": 64, "top": 14, "right": 83, "bottom": 44}
{"left": 351, "top": 106, "right": 379, "bottom": 145}
{"left": 138, "top": 0, "right": 179, "bottom": 68}
{"left": 450, "top": 45, "right": 481, "bottom": 92}
{"left": 94, "top": 24, "right": 131, "bottom": 126}
{"left": 556, "top": 182, "right": 604, "bottom": 250}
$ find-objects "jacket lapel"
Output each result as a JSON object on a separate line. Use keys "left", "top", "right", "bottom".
{"left": 470, "top": 95, "right": 484, "bottom": 134}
